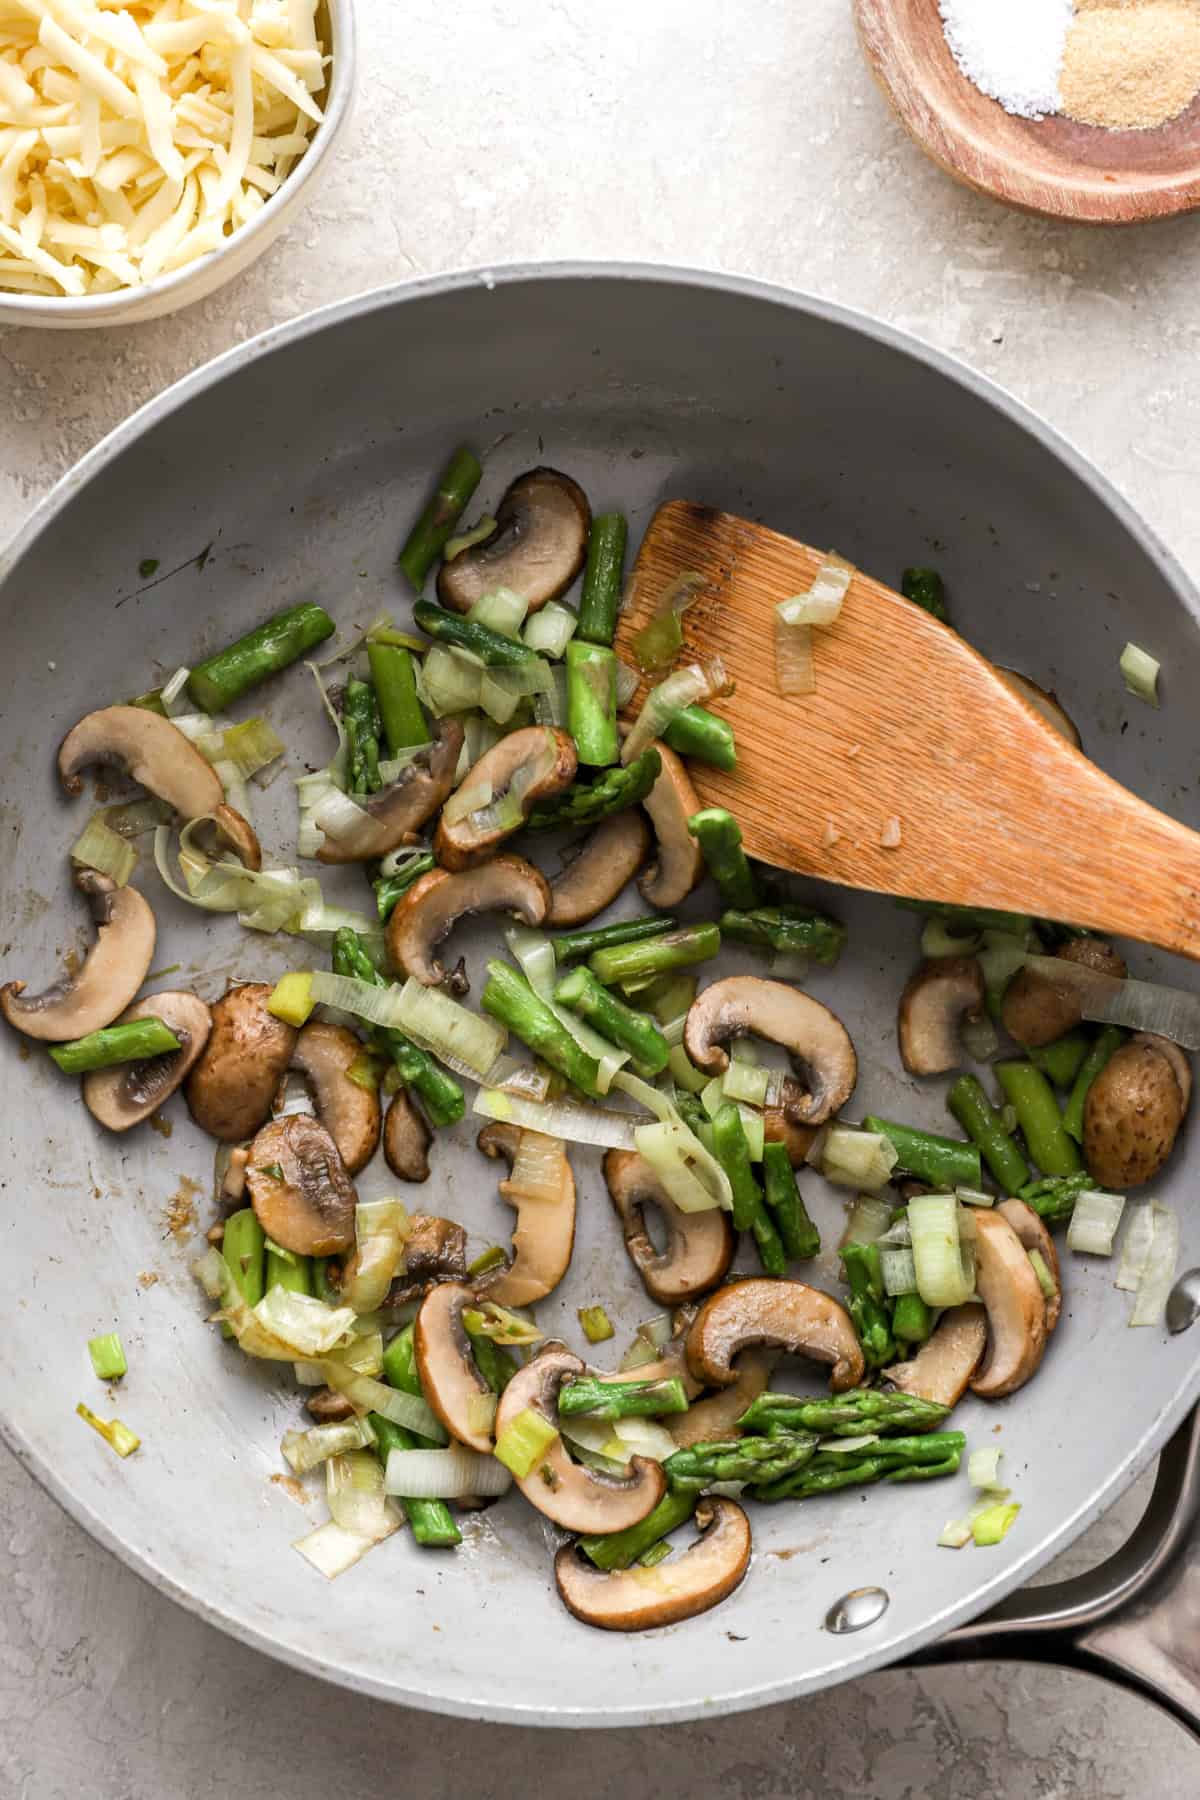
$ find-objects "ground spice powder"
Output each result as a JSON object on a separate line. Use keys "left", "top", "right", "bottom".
{"left": 1060, "top": 0, "right": 1200, "bottom": 131}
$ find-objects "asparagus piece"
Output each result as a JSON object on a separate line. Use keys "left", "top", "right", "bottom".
{"left": 553, "top": 965, "right": 670, "bottom": 1078}
{"left": 663, "top": 1431, "right": 819, "bottom": 1493}
{"left": 343, "top": 676, "right": 383, "bottom": 796}
{"left": 761, "top": 1140, "right": 820, "bottom": 1260}
{"left": 720, "top": 905, "right": 847, "bottom": 967}
{"left": 374, "top": 853, "right": 437, "bottom": 923}
{"left": 577, "top": 512, "right": 627, "bottom": 647}
{"left": 558, "top": 1376, "right": 689, "bottom": 1420}
{"left": 412, "top": 598, "right": 539, "bottom": 668}
{"left": 524, "top": 749, "right": 661, "bottom": 831}
{"left": 377, "top": 1320, "right": 463, "bottom": 1547}
{"left": 566, "top": 640, "right": 619, "bottom": 766}
{"left": 312, "top": 1257, "right": 338, "bottom": 1303}
{"left": 552, "top": 916, "right": 676, "bottom": 964}
{"left": 463, "top": 1322, "right": 516, "bottom": 1394}
{"left": 367, "top": 641, "right": 429, "bottom": 753}
{"left": 1017, "top": 1170, "right": 1097, "bottom": 1227}
{"left": 688, "top": 808, "right": 759, "bottom": 910}
{"left": 49, "top": 1016, "right": 180, "bottom": 1074}
{"left": 711, "top": 1102, "right": 786, "bottom": 1276}
{"left": 221, "top": 1207, "right": 265, "bottom": 1313}
{"left": 187, "top": 602, "right": 335, "bottom": 713}
{"left": 481, "top": 960, "right": 603, "bottom": 1097}
{"left": 841, "top": 1242, "right": 895, "bottom": 1370}
{"left": 995, "top": 1061, "right": 1081, "bottom": 1178}
{"left": 862, "top": 1115, "right": 982, "bottom": 1190}
{"left": 1030, "top": 1029, "right": 1092, "bottom": 1090}
{"left": 738, "top": 1388, "right": 951, "bottom": 1436}
{"left": 891, "top": 1291, "right": 934, "bottom": 1347}
{"left": 663, "top": 705, "right": 737, "bottom": 772}
{"left": 900, "top": 566, "right": 949, "bottom": 623}
{"left": 331, "top": 929, "right": 464, "bottom": 1125}
{"left": 759, "top": 1431, "right": 966, "bottom": 1500}
{"left": 895, "top": 897, "right": 1032, "bottom": 937}
{"left": 589, "top": 922, "right": 721, "bottom": 989}
{"left": 398, "top": 446, "right": 482, "bottom": 590}
{"left": 1063, "top": 1024, "right": 1124, "bottom": 1143}
{"left": 579, "top": 1489, "right": 696, "bottom": 1571}
{"left": 265, "top": 1244, "right": 312, "bottom": 1295}
{"left": 947, "top": 1073, "right": 1030, "bottom": 1193}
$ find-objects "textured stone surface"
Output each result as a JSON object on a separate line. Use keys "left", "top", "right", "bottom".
{"left": 2, "top": 0, "right": 1200, "bottom": 1790}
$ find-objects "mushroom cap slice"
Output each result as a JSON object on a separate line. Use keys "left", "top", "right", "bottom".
{"left": 383, "top": 1089, "right": 433, "bottom": 1183}
{"left": 494, "top": 1342, "right": 666, "bottom": 1532}
{"left": 998, "top": 1198, "right": 1062, "bottom": 1333}
{"left": 185, "top": 982, "right": 298, "bottom": 1142}
{"left": 387, "top": 1214, "right": 467, "bottom": 1305}
{"left": 387, "top": 855, "right": 551, "bottom": 988}
{"left": 969, "top": 1209, "right": 1048, "bottom": 1399}
{"left": 555, "top": 1496, "right": 751, "bottom": 1632}
{"left": 1083, "top": 1038, "right": 1187, "bottom": 1190}
{"left": 763, "top": 1109, "right": 821, "bottom": 1168}
{"left": 888, "top": 1304, "right": 987, "bottom": 1407}
{"left": 597, "top": 1311, "right": 705, "bottom": 1405}
{"left": 436, "top": 468, "right": 591, "bottom": 616}
{"left": 477, "top": 1122, "right": 576, "bottom": 1307}
{"left": 414, "top": 1281, "right": 497, "bottom": 1452}
{"left": 59, "top": 704, "right": 222, "bottom": 818}
{"left": 290, "top": 1021, "right": 381, "bottom": 1174}
{"left": 1001, "top": 937, "right": 1127, "bottom": 1049}
{"left": 639, "top": 741, "right": 704, "bottom": 908}
{"left": 603, "top": 1149, "right": 734, "bottom": 1305}
{"left": 898, "top": 956, "right": 985, "bottom": 1077}
{"left": 318, "top": 718, "right": 463, "bottom": 864}
{"left": 1133, "top": 1031, "right": 1192, "bottom": 1112}
{"left": 305, "top": 1387, "right": 357, "bottom": 1424}
{"left": 245, "top": 1113, "right": 357, "bottom": 1256}
{"left": 684, "top": 976, "right": 857, "bottom": 1126}
{"left": 83, "top": 990, "right": 212, "bottom": 1130}
{"left": 997, "top": 669, "right": 1082, "bottom": 750}
{"left": 687, "top": 1279, "right": 864, "bottom": 1393}
{"left": 547, "top": 811, "right": 652, "bottom": 927}
{"left": 1, "top": 870, "right": 156, "bottom": 1042}
{"left": 667, "top": 1348, "right": 776, "bottom": 1448}
{"left": 434, "top": 727, "right": 577, "bottom": 871}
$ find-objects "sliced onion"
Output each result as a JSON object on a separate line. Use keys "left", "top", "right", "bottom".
{"left": 473, "top": 1086, "right": 639, "bottom": 1148}
{"left": 384, "top": 1443, "right": 512, "bottom": 1499}
{"left": 1115, "top": 1201, "right": 1155, "bottom": 1292}
{"left": 1066, "top": 1189, "right": 1126, "bottom": 1258}
{"left": 1130, "top": 1204, "right": 1179, "bottom": 1327}
{"left": 293, "top": 1518, "right": 399, "bottom": 1580}
{"left": 1024, "top": 954, "right": 1200, "bottom": 1051}
{"left": 621, "top": 658, "right": 731, "bottom": 765}
{"left": 909, "top": 1192, "right": 974, "bottom": 1308}
{"left": 282, "top": 1416, "right": 376, "bottom": 1474}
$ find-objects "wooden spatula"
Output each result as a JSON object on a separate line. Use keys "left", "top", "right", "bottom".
{"left": 615, "top": 500, "right": 1200, "bottom": 960}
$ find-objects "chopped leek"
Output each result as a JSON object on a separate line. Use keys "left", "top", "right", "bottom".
{"left": 326, "top": 1450, "right": 402, "bottom": 1540}
{"left": 420, "top": 644, "right": 485, "bottom": 716}
{"left": 629, "top": 570, "right": 706, "bottom": 673}
{"left": 776, "top": 556, "right": 852, "bottom": 628}
{"left": 1120, "top": 641, "right": 1160, "bottom": 707}
{"left": 956, "top": 1187, "right": 994, "bottom": 1208}
{"left": 523, "top": 601, "right": 578, "bottom": 659}
{"left": 909, "top": 1192, "right": 974, "bottom": 1308}
{"left": 473, "top": 1085, "right": 639, "bottom": 1148}
{"left": 292, "top": 1518, "right": 397, "bottom": 1580}
{"left": 1115, "top": 1202, "right": 1155, "bottom": 1292}
{"left": 494, "top": 1406, "right": 559, "bottom": 1478}
{"left": 621, "top": 658, "right": 731, "bottom": 766}
{"left": 971, "top": 1502, "right": 1020, "bottom": 1547}
{"left": 197, "top": 716, "right": 285, "bottom": 778}
{"left": 722, "top": 1060, "right": 769, "bottom": 1108}
{"left": 468, "top": 586, "right": 529, "bottom": 638}
{"left": 384, "top": 1444, "right": 513, "bottom": 1499}
{"left": 774, "top": 612, "right": 814, "bottom": 697}
{"left": 1021, "top": 953, "right": 1200, "bottom": 1050}
{"left": 937, "top": 1517, "right": 974, "bottom": 1550}
{"left": 579, "top": 1305, "right": 615, "bottom": 1344}
{"left": 282, "top": 1416, "right": 377, "bottom": 1474}
{"left": 393, "top": 978, "right": 507, "bottom": 1080}
{"left": 76, "top": 1401, "right": 139, "bottom": 1458}
{"left": 462, "top": 1301, "right": 543, "bottom": 1346}
{"left": 614, "top": 1069, "right": 733, "bottom": 1213}
{"left": 821, "top": 1126, "right": 899, "bottom": 1193}
{"left": 321, "top": 1361, "right": 446, "bottom": 1441}
{"left": 880, "top": 1246, "right": 918, "bottom": 1296}
{"left": 1130, "top": 1204, "right": 1179, "bottom": 1327}
{"left": 87, "top": 1332, "right": 127, "bottom": 1380}
{"left": 71, "top": 815, "right": 137, "bottom": 886}
{"left": 193, "top": 1246, "right": 357, "bottom": 1360}
{"left": 479, "top": 659, "right": 555, "bottom": 725}
{"left": 339, "top": 1200, "right": 409, "bottom": 1316}
{"left": 840, "top": 1193, "right": 894, "bottom": 1248}
{"left": 1066, "top": 1190, "right": 1126, "bottom": 1257}
{"left": 268, "top": 972, "right": 315, "bottom": 1027}
{"left": 444, "top": 516, "right": 498, "bottom": 562}
{"left": 968, "top": 1447, "right": 1005, "bottom": 1493}
{"left": 1029, "top": 1249, "right": 1057, "bottom": 1300}
{"left": 467, "top": 1245, "right": 507, "bottom": 1279}
{"left": 506, "top": 924, "right": 629, "bottom": 1093}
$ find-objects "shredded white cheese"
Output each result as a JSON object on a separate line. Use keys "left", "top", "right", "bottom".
{"left": 0, "top": 0, "right": 325, "bottom": 297}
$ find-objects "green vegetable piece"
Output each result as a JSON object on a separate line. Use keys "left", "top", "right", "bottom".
{"left": 662, "top": 705, "right": 737, "bottom": 772}
{"left": 343, "top": 676, "right": 383, "bottom": 796}
{"left": 367, "top": 640, "right": 430, "bottom": 754}
{"left": 663, "top": 1430, "right": 818, "bottom": 1493}
{"left": 265, "top": 1244, "right": 312, "bottom": 1295}
{"left": 994, "top": 1061, "right": 1081, "bottom": 1178}
{"left": 577, "top": 512, "right": 627, "bottom": 647}
{"left": 589, "top": 922, "right": 721, "bottom": 989}
{"left": 579, "top": 1490, "right": 696, "bottom": 1571}
{"left": 187, "top": 602, "right": 335, "bottom": 713}
{"left": 566, "top": 639, "right": 619, "bottom": 766}
{"left": 891, "top": 1291, "right": 934, "bottom": 1347}
{"left": 947, "top": 1073, "right": 1030, "bottom": 1193}
{"left": 494, "top": 1406, "right": 559, "bottom": 1478}
{"left": 738, "top": 1387, "right": 950, "bottom": 1436}
{"left": 552, "top": 916, "right": 676, "bottom": 964}
{"left": 1029, "top": 1029, "right": 1092, "bottom": 1091}
{"left": 711, "top": 1102, "right": 785, "bottom": 1275}
{"left": 49, "top": 1016, "right": 180, "bottom": 1074}
{"left": 221, "top": 1208, "right": 265, "bottom": 1339}
{"left": 687, "top": 808, "right": 759, "bottom": 911}
{"left": 412, "top": 598, "right": 539, "bottom": 667}
{"left": 398, "top": 446, "right": 483, "bottom": 591}
{"left": 374, "top": 853, "right": 436, "bottom": 922}
{"left": 578, "top": 1305, "right": 615, "bottom": 1344}
{"left": 464, "top": 1324, "right": 516, "bottom": 1395}
{"left": 138, "top": 558, "right": 159, "bottom": 579}
{"left": 558, "top": 1377, "right": 689, "bottom": 1420}
{"left": 1017, "top": 1170, "right": 1095, "bottom": 1227}
{"left": 841, "top": 1242, "right": 895, "bottom": 1370}
{"left": 761, "top": 1140, "right": 820, "bottom": 1260}
{"left": 1062, "top": 1025, "right": 1124, "bottom": 1143}
{"left": 88, "top": 1332, "right": 127, "bottom": 1380}
{"left": 720, "top": 904, "right": 847, "bottom": 967}
{"left": 759, "top": 1431, "right": 966, "bottom": 1501}
{"left": 481, "top": 960, "right": 603, "bottom": 1097}
{"left": 861, "top": 1115, "right": 981, "bottom": 1190}
{"left": 375, "top": 1320, "right": 464, "bottom": 1547}
{"left": 331, "top": 929, "right": 464, "bottom": 1125}
{"left": 524, "top": 749, "right": 662, "bottom": 832}
{"left": 901, "top": 567, "right": 948, "bottom": 623}
{"left": 895, "top": 897, "right": 1031, "bottom": 936}
{"left": 553, "top": 965, "right": 669, "bottom": 1078}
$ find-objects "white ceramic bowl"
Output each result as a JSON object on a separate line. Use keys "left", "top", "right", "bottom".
{"left": 0, "top": 0, "right": 355, "bottom": 330}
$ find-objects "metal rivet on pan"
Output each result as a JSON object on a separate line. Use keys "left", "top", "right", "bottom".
{"left": 1166, "top": 1268, "right": 1200, "bottom": 1335}
{"left": 824, "top": 1586, "right": 890, "bottom": 1634}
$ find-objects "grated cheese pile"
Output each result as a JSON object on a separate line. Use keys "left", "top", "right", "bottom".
{"left": 0, "top": 0, "right": 325, "bottom": 298}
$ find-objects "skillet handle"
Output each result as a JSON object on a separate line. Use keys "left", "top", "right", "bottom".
{"left": 909, "top": 1405, "right": 1200, "bottom": 1741}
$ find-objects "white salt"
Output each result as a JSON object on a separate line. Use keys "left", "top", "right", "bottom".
{"left": 939, "top": 0, "right": 1074, "bottom": 121}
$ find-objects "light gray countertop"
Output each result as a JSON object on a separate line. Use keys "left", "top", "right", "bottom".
{"left": 3, "top": 3, "right": 1199, "bottom": 1793}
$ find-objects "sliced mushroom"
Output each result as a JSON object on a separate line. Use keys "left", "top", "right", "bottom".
{"left": 684, "top": 977, "right": 857, "bottom": 1127}
{"left": 83, "top": 990, "right": 212, "bottom": 1130}
{"left": 668, "top": 1348, "right": 776, "bottom": 1449}
{"left": 219, "top": 1146, "right": 250, "bottom": 1206}
{"left": 383, "top": 1089, "right": 433, "bottom": 1183}
{"left": 305, "top": 1387, "right": 356, "bottom": 1424}
{"left": 287, "top": 1021, "right": 381, "bottom": 1174}
{"left": 493, "top": 1342, "right": 665, "bottom": 1532}
{"left": 603, "top": 1149, "right": 734, "bottom": 1305}
{"left": 599, "top": 1311, "right": 705, "bottom": 1405}
{"left": 997, "top": 669, "right": 1081, "bottom": 750}
{"left": 555, "top": 1496, "right": 751, "bottom": 1632}
{"left": 245, "top": 1113, "right": 357, "bottom": 1256}
{"left": 1001, "top": 937, "right": 1127, "bottom": 1049}
{"left": 317, "top": 718, "right": 463, "bottom": 864}
{"left": 687, "top": 1279, "right": 864, "bottom": 1394}
{"left": 1083, "top": 1038, "right": 1188, "bottom": 1190}
{"left": 998, "top": 1198, "right": 1062, "bottom": 1333}
{"left": 969, "top": 1209, "right": 1048, "bottom": 1399}
{"left": 387, "top": 855, "right": 551, "bottom": 988}
{"left": 477, "top": 1122, "right": 576, "bottom": 1307}
{"left": 434, "top": 727, "right": 577, "bottom": 870}
{"left": 1133, "top": 1031, "right": 1192, "bottom": 1111}
{"left": 387, "top": 1213, "right": 467, "bottom": 1306}
{"left": 1, "top": 870, "right": 155, "bottom": 1042}
{"left": 414, "top": 1281, "right": 496, "bottom": 1452}
{"left": 639, "top": 741, "right": 704, "bottom": 908}
{"left": 898, "top": 956, "right": 986, "bottom": 1076}
{"left": 887, "top": 1304, "right": 987, "bottom": 1407}
{"left": 436, "top": 468, "right": 591, "bottom": 616}
{"left": 547, "top": 812, "right": 652, "bottom": 927}
{"left": 763, "top": 1110, "right": 821, "bottom": 1168}
{"left": 185, "top": 982, "right": 298, "bottom": 1142}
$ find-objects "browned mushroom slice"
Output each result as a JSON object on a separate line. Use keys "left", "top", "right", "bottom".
{"left": 667, "top": 1348, "right": 777, "bottom": 1449}
{"left": 1001, "top": 937, "right": 1127, "bottom": 1049}
{"left": 555, "top": 1496, "right": 751, "bottom": 1632}
{"left": 435, "top": 727, "right": 577, "bottom": 870}
{"left": 383, "top": 1089, "right": 433, "bottom": 1183}
{"left": 83, "top": 990, "right": 212, "bottom": 1130}
{"left": 317, "top": 718, "right": 463, "bottom": 864}
{"left": 639, "top": 741, "right": 704, "bottom": 908}
{"left": 245, "top": 1114, "right": 357, "bottom": 1256}
{"left": 997, "top": 669, "right": 1081, "bottom": 750}
{"left": 1133, "top": 1032, "right": 1193, "bottom": 1111}
{"left": 598, "top": 1311, "right": 705, "bottom": 1405}
{"left": 888, "top": 1304, "right": 987, "bottom": 1407}
{"left": 477, "top": 1122, "right": 576, "bottom": 1307}
{"left": 969, "top": 1210, "right": 1048, "bottom": 1399}
{"left": 687, "top": 1279, "right": 863, "bottom": 1394}
{"left": 185, "top": 982, "right": 298, "bottom": 1142}
{"left": 898, "top": 957, "right": 986, "bottom": 1076}
{"left": 436, "top": 468, "right": 591, "bottom": 616}
{"left": 386, "top": 856, "right": 551, "bottom": 988}
{"left": 763, "top": 1110, "right": 821, "bottom": 1168}
{"left": 386, "top": 1213, "right": 467, "bottom": 1305}
{"left": 547, "top": 811, "right": 652, "bottom": 928}
{"left": 997, "top": 1198, "right": 1062, "bottom": 1333}
{"left": 1, "top": 870, "right": 156, "bottom": 1042}
{"left": 1083, "top": 1038, "right": 1188, "bottom": 1190}
{"left": 289, "top": 1021, "right": 380, "bottom": 1174}
{"left": 493, "top": 1343, "right": 665, "bottom": 1532}
{"left": 603, "top": 1149, "right": 734, "bottom": 1305}
{"left": 305, "top": 1387, "right": 356, "bottom": 1423}
{"left": 685, "top": 976, "right": 857, "bottom": 1127}
{"left": 414, "top": 1281, "right": 495, "bottom": 1452}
